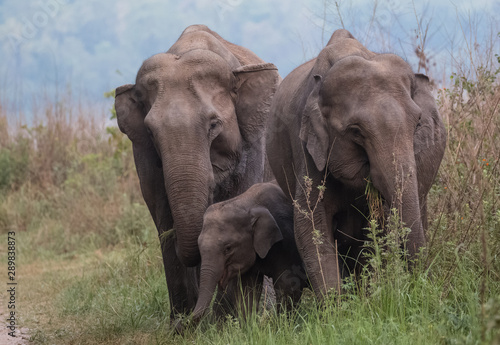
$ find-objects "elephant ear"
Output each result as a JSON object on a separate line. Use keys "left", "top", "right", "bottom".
{"left": 299, "top": 75, "right": 330, "bottom": 171}
{"left": 252, "top": 207, "right": 283, "bottom": 259}
{"left": 115, "top": 84, "right": 167, "bottom": 229}
{"left": 115, "top": 84, "right": 150, "bottom": 146}
{"left": 233, "top": 63, "right": 280, "bottom": 144}
{"left": 412, "top": 74, "right": 446, "bottom": 156}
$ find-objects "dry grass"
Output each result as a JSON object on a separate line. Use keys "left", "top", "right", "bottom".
{"left": 426, "top": 59, "right": 500, "bottom": 296}
{"left": 0, "top": 94, "right": 148, "bottom": 260}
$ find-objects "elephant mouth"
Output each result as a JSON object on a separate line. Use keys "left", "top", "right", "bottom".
{"left": 332, "top": 162, "right": 370, "bottom": 190}
{"left": 219, "top": 268, "right": 230, "bottom": 290}
{"left": 212, "top": 163, "right": 228, "bottom": 174}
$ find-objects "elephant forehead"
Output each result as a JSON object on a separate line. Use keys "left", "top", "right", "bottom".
{"left": 199, "top": 219, "right": 249, "bottom": 249}
{"left": 138, "top": 51, "right": 234, "bottom": 87}
{"left": 204, "top": 203, "right": 251, "bottom": 227}
{"left": 321, "top": 57, "right": 413, "bottom": 107}
{"left": 203, "top": 206, "right": 251, "bottom": 231}
{"left": 326, "top": 56, "right": 411, "bottom": 89}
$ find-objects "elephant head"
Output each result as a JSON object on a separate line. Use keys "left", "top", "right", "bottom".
{"left": 115, "top": 25, "right": 280, "bottom": 267}
{"left": 299, "top": 30, "right": 444, "bottom": 257}
{"left": 191, "top": 203, "right": 283, "bottom": 321}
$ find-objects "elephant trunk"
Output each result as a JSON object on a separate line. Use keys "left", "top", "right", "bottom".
{"left": 145, "top": 104, "right": 215, "bottom": 267}
{"left": 369, "top": 143, "right": 425, "bottom": 259}
{"left": 192, "top": 255, "right": 225, "bottom": 321}
{"left": 162, "top": 149, "right": 214, "bottom": 267}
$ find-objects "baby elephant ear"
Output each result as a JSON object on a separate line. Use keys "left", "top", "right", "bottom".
{"left": 252, "top": 207, "right": 283, "bottom": 259}
{"left": 233, "top": 63, "right": 280, "bottom": 144}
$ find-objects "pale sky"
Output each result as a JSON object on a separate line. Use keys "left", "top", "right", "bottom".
{"left": 0, "top": 0, "right": 498, "bottom": 119}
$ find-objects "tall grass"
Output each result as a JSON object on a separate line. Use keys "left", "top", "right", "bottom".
{"left": 0, "top": 94, "right": 153, "bottom": 259}
{"left": 1, "top": 31, "right": 499, "bottom": 345}
{"left": 427, "top": 53, "right": 500, "bottom": 309}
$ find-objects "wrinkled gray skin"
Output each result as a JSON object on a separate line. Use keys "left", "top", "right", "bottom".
{"left": 266, "top": 29, "right": 446, "bottom": 297}
{"left": 191, "top": 182, "right": 308, "bottom": 327}
{"left": 115, "top": 25, "right": 280, "bottom": 319}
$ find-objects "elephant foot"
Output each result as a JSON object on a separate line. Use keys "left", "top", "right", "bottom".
{"left": 171, "top": 318, "right": 186, "bottom": 335}
{"left": 171, "top": 314, "right": 204, "bottom": 336}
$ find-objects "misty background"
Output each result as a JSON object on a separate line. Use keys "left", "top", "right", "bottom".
{"left": 1, "top": 0, "right": 499, "bottom": 121}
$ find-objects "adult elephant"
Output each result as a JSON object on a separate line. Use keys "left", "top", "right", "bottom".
{"left": 266, "top": 29, "right": 446, "bottom": 297}
{"left": 115, "top": 24, "right": 280, "bottom": 319}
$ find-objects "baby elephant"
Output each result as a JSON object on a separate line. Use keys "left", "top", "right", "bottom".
{"left": 192, "top": 182, "right": 308, "bottom": 322}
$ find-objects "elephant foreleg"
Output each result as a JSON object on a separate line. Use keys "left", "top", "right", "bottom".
{"left": 294, "top": 178, "right": 341, "bottom": 298}
{"left": 161, "top": 234, "right": 199, "bottom": 320}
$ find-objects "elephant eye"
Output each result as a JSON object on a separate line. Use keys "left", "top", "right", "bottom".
{"left": 223, "top": 245, "right": 231, "bottom": 255}
{"left": 134, "top": 90, "right": 144, "bottom": 101}
{"left": 208, "top": 119, "right": 222, "bottom": 136}
{"left": 348, "top": 125, "right": 364, "bottom": 139}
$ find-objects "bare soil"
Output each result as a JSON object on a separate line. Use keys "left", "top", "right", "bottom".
{"left": 1, "top": 292, "right": 30, "bottom": 344}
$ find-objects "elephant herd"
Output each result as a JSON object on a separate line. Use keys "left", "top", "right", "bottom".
{"left": 115, "top": 24, "right": 446, "bottom": 331}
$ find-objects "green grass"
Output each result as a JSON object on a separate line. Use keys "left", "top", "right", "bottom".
{"left": 21, "top": 244, "right": 497, "bottom": 345}
{"left": 1, "top": 27, "right": 499, "bottom": 345}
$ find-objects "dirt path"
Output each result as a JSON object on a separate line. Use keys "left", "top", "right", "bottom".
{"left": 0, "top": 293, "right": 30, "bottom": 345}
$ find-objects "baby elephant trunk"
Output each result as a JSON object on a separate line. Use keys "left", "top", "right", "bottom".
{"left": 191, "top": 255, "right": 225, "bottom": 322}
